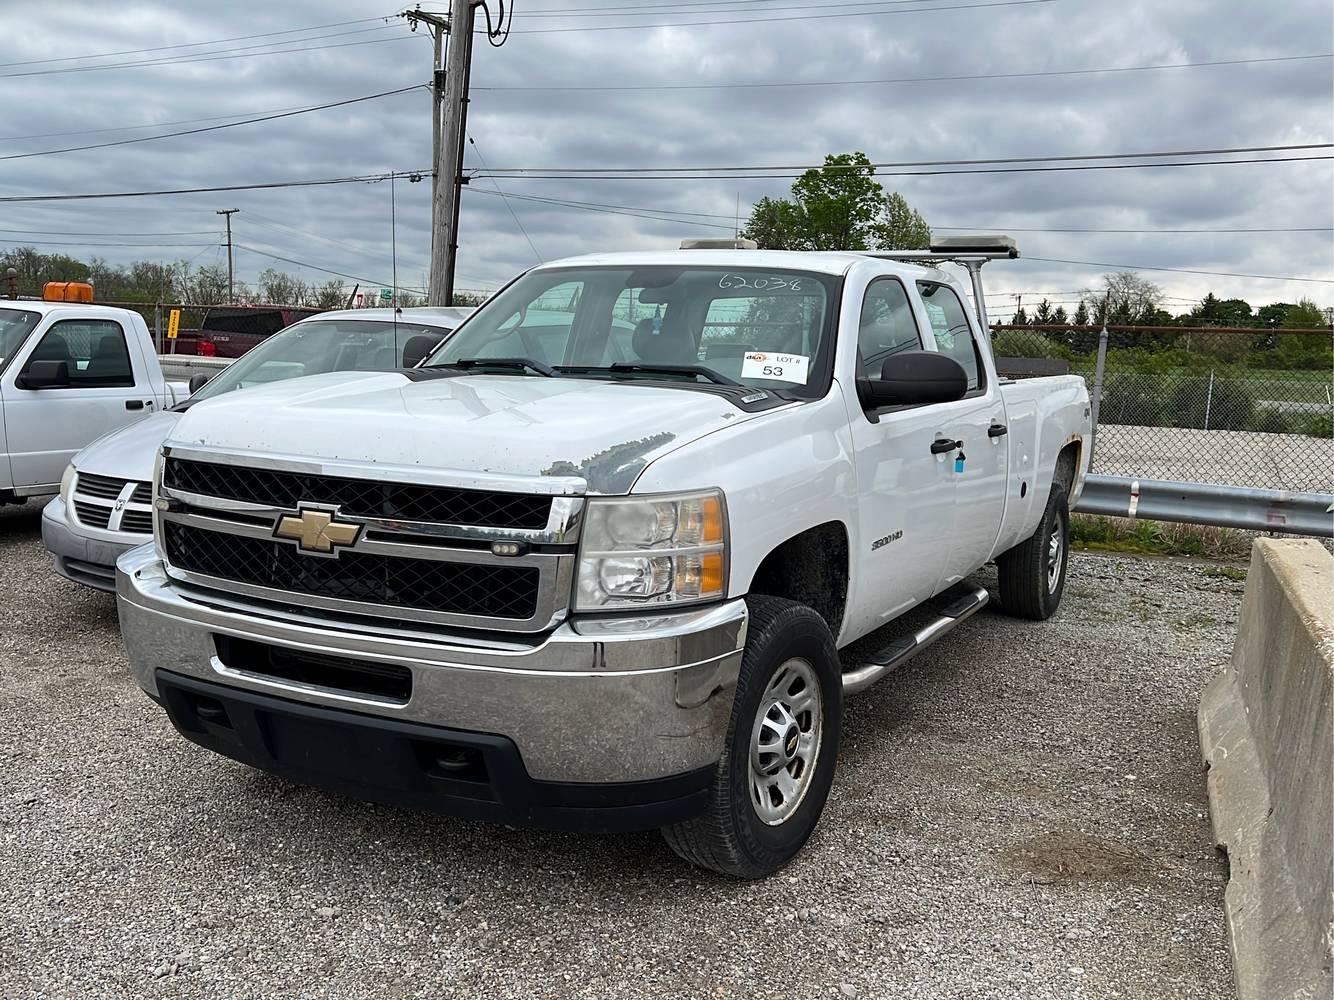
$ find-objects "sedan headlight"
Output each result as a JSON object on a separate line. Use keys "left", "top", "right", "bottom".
{"left": 58, "top": 464, "right": 76, "bottom": 504}
{"left": 575, "top": 490, "right": 728, "bottom": 611}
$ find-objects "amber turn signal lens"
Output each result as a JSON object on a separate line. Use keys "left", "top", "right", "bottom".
{"left": 700, "top": 551, "right": 725, "bottom": 595}
{"left": 701, "top": 496, "right": 724, "bottom": 544}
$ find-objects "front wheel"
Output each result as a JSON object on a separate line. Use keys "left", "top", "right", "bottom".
{"left": 662, "top": 595, "right": 842, "bottom": 879}
{"left": 997, "top": 483, "right": 1070, "bottom": 620}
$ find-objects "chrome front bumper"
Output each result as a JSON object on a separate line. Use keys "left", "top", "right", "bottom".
{"left": 42, "top": 497, "right": 145, "bottom": 593}
{"left": 115, "top": 545, "right": 746, "bottom": 784}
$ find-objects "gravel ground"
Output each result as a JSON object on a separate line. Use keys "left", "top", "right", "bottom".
{"left": 0, "top": 499, "right": 1236, "bottom": 999}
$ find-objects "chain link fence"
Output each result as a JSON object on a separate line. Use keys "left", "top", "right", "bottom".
{"left": 992, "top": 324, "right": 1334, "bottom": 494}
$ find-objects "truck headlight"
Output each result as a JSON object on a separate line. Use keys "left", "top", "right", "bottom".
{"left": 59, "top": 464, "right": 76, "bottom": 505}
{"left": 575, "top": 490, "right": 728, "bottom": 611}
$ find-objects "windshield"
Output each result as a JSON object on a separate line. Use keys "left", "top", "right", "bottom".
{"left": 425, "top": 266, "right": 837, "bottom": 396}
{"left": 0, "top": 307, "right": 40, "bottom": 368}
{"left": 190, "top": 318, "right": 454, "bottom": 402}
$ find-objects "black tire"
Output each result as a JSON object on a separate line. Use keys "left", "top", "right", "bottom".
{"left": 997, "top": 482, "right": 1070, "bottom": 620}
{"left": 662, "top": 595, "right": 842, "bottom": 879}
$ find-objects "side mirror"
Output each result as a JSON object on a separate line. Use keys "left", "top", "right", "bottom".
{"left": 20, "top": 360, "right": 70, "bottom": 389}
{"left": 401, "top": 333, "right": 443, "bottom": 369}
{"left": 860, "top": 351, "right": 968, "bottom": 409}
{"left": 188, "top": 372, "right": 211, "bottom": 395}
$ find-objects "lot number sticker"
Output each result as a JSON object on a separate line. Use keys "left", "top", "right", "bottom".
{"left": 741, "top": 351, "right": 810, "bottom": 384}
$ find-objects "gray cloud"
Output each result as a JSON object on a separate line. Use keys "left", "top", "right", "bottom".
{"left": 0, "top": 0, "right": 1329, "bottom": 313}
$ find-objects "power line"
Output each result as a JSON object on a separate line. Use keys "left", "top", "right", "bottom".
{"left": 469, "top": 187, "right": 738, "bottom": 229}
{"left": 500, "top": 0, "right": 955, "bottom": 17}
{"left": 495, "top": 0, "right": 1057, "bottom": 33}
{"left": 936, "top": 225, "right": 1334, "bottom": 234}
{"left": 242, "top": 213, "right": 409, "bottom": 264}
{"left": 472, "top": 191, "right": 1334, "bottom": 234}
{"left": 467, "top": 135, "right": 544, "bottom": 262}
{"left": 0, "top": 237, "right": 219, "bottom": 248}
{"left": 1025, "top": 256, "right": 1334, "bottom": 284}
{"left": 0, "top": 86, "right": 423, "bottom": 162}
{"left": 0, "top": 170, "right": 429, "bottom": 204}
{"left": 0, "top": 227, "right": 220, "bottom": 237}
{"left": 0, "top": 26, "right": 419, "bottom": 80}
{"left": 475, "top": 52, "right": 1332, "bottom": 91}
{"left": 234, "top": 243, "right": 424, "bottom": 292}
{"left": 0, "top": 15, "right": 395, "bottom": 68}
{"left": 476, "top": 143, "right": 1332, "bottom": 175}
{"left": 479, "top": 189, "right": 741, "bottom": 221}
{"left": 473, "top": 154, "right": 1332, "bottom": 181}
{"left": 0, "top": 100, "right": 340, "bottom": 143}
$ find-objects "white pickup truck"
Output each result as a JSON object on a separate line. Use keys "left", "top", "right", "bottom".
{"left": 116, "top": 239, "right": 1091, "bottom": 878}
{"left": 1, "top": 297, "right": 186, "bottom": 505}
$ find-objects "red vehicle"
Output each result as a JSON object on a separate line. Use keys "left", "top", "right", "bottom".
{"left": 169, "top": 306, "right": 321, "bottom": 358}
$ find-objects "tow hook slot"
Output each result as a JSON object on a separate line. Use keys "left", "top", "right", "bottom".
{"left": 192, "top": 694, "right": 231, "bottom": 728}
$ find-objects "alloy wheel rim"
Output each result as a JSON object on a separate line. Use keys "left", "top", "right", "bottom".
{"left": 749, "top": 657, "right": 822, "bottom": 826}
{"left": 1047, "top": 522, "right": 1063, "bottom": 593}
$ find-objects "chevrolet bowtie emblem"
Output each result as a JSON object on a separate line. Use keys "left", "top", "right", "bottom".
{"left": 274, "top": 506, "right": 362, "bottom": 554}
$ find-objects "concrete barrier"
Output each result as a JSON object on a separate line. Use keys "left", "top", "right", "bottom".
{"left": 1199, "top": 538, "right": 1333, "bottom": 1000}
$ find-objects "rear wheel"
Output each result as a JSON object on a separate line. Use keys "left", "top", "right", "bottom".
{"left": 662, "top": 595, "right": 842, "bottom": 879}
{"left": 997, "top": 483, "right": 1070, "bottom": 620}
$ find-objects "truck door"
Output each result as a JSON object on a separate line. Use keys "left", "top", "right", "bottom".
{"left": 914, "top": 280, "right": 1008, "bottom": 588}
{"left": 4, "top": 314, "right": 154, "bottom": 489}
{"left": 844, "top": 277, "right": 959, "bottom": 638}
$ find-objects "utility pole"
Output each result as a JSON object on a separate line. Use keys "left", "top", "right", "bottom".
{"left": 403, "top": 2, "right": 508, "bottom": 305}
{"left": 433, "top": 0, "right": 476, "bottom": 306}
{"left": 216, "top": 208, "right": 239, "bottom": 302}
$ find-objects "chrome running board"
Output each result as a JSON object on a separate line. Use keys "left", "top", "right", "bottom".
{"left": 841, "top": 584, "right": 990, "bottom": 695}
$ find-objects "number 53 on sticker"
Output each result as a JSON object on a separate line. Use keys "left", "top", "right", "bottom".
{"left": 740, "top": 351, "right": 810, "bottom": 385}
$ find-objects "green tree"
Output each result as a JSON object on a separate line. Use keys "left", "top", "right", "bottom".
{"left": 1072, "top": 301, "right": 1090, "bottom": 327}
{"left": 1274, "top": 298, "right": 1334, "bottom": 370}
{"left": 1283, "top": 298, "right": 1327, "bottom": 328}
{"left": 789, "top": 152, "right": 884, "bottom": 250}
{"left": 741, "top": 151, "right": 929, "bottom": 253}
{"left": 742, "top": 196, "right": 810, "bottom": 250}
{"left": 874, "top": 191, "right": 930, "bottom": 250}
{"left": 1257, "top": 302, "right": 1293, "bottom": 328}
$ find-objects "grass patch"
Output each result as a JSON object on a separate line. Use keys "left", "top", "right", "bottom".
{"left": 1203, "top": 565, "right": 1248, "bottom": 582}
{"left": 1070, "top": 514, "right": 1253, "bottom": 560}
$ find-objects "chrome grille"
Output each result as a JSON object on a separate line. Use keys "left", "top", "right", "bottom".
{"left": 164, "top": 458, "right": 552, "bottom": 529}
{"left": 164, "top": 522, "right": 541, "bottom": 621}
{"left": 157, "top": 451, "right": 581, "bottom": 633}
{"left": 72, "top": 472, "right": 153, "bottom": 534}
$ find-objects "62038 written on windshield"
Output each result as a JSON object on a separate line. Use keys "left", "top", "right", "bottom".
{"left": 718, "top": 274, "right": 806, "bottom": 292}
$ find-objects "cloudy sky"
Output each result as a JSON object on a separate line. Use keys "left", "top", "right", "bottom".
{"left": 0, "top": 0, "right": 1330, "bottom": 319}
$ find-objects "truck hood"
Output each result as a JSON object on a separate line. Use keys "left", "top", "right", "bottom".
{"left": 165, "top": 371, "right": 771, "bottom": 494}
{"left": 72, "top": 410, "right": 183, "bottom": 483}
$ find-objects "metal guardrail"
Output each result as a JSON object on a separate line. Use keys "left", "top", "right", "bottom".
{"left": 1075, "top": 475, "right": 1334, "bottom": 538}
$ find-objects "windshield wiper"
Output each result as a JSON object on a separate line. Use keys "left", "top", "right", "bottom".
{"left": 428, "top": 357, "right": 557, "bottom": 377}
{"left": 561, "top": 363, "right": 742, "bottom": 388}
